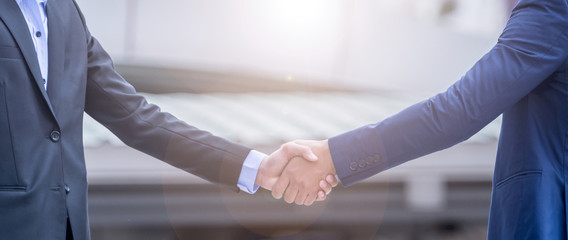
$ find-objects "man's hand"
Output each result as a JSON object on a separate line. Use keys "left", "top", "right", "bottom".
{"left": 255, "top": 142, "right": 318, "bottom": 190}
{"left": 271, "top": 139, "right": 338, "bottom": 206}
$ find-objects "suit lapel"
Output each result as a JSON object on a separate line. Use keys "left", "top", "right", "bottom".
{"left": 0, "top": 0, "right": 56, "bottom": 119}
{"left": 46, "top": 0, "right": 64, "bottom": 116}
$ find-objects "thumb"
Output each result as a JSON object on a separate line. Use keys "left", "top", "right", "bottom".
{"left": 281, "top": 142, "right": 318, "bottom": 162}
{"left": 286, "top": 142, "right": 318, "bottom": 162}
{"left": 303, "top": 148, "right": 318, "bottom": 162}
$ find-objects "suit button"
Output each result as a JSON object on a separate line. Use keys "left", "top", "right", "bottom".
{"left": 366, "top": 157, "right": 374, "bottom": 165}
{"left": 64, "top": 185, "right": 70, "bottom": 194}
{"left": 50, "top": 130, "right": 61, "bottom": 142}
{"left": 349, "top": 162, "right": 358, "bottom": 171}
{"left": 373, "top": 154, "right": 382, "bottom": 163}
{"left": 358, "top": 159, "right": 366, "bottom": 168}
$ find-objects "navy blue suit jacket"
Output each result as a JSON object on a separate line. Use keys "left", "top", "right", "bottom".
{"left": 0, "top": 1, "right": 250, "bottom": 239}
{"left": 329, "top": 0, "right": 568, "bottom": 238}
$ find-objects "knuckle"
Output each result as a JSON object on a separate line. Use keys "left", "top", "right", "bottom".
{"left": 281, "top": 143, "right": 292, "bottom": 152}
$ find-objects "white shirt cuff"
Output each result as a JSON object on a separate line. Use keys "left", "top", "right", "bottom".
{"left": 237, "top": 150, "right": 266, "bottom": 194}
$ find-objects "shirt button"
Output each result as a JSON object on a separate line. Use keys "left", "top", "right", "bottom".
{"left": 64, "top": 185, "right": 70, "bottom": 194}
{"left": 35, "top": 31, "right": 41, "bottom": 38}
{"left": 50, "top": 130, "right": 61, "bottom": 142}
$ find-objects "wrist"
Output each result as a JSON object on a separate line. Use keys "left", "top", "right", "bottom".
{"left": 254, "top": 156, "right": 267, "bottom": 186}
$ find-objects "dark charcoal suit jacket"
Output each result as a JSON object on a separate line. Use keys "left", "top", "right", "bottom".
{"left": 0, "top": 1, "right": 250, "bottom": 239}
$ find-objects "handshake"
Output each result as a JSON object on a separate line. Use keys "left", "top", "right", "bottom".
{"left": 254, "top": 139, "right": 339, "bottom": 206}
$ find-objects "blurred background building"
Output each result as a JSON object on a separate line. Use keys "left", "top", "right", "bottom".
{"left": 76, "top": 0, "right": 517, "bottom": 239}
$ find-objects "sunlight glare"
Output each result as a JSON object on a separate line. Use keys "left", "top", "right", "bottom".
{"left": 257, "top": 0, "right": 342, "bottom": 52}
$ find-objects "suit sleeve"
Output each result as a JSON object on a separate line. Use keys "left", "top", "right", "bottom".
{"left": 76, "top": 4, "right": 250, "bottom": 191}
{"left": 329, "top": 0, "right": 568, "bottom": 186}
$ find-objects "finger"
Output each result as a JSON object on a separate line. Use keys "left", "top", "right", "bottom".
{"left": 316, "top": 190, "right": 327, "bottom": 201}
{"left": 262, "top": 177, "right": 278, "bottom": 191}
{"left": 320, "top": 180, "right": 332, "bottom": 195}
{"left": 271, "top": 175, "right": 290, "bottom": 200}
{"left": 304, "top": 193, "right": 317, "bottom": 206}
{"left": 295, "top": 189, "right": 309, "bottom": 205}
{"left": 282, "top": 142, "right": 318, "bottom": 162}
{"left": 326, "top": 174, "right": 339, "bottom": 187}
{"left": 284, "top": 186, "right": 299, "bottom": 204}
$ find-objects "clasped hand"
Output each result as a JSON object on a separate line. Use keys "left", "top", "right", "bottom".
{"left": 255, "top": 140, "right": 338, "bottom": 206}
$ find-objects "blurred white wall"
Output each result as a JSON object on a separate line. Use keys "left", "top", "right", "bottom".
{"left": 75, "top": 0, "right": 508, "bottom": 95}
